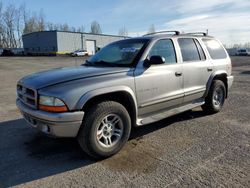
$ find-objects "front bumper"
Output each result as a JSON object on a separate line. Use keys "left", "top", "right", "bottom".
{"left": 16, "top": 99, "right": 84, "bottom": 137}
{"left": 227, "top": 75, "right": 234, "bottom": 90}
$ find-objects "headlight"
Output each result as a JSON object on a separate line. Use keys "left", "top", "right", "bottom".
{"left": 39, "top": 95, "right": 68, "bottom": 112}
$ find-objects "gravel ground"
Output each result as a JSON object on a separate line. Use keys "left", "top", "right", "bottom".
{"left": 0, "top": 56, "right": 249, "bottom": 188}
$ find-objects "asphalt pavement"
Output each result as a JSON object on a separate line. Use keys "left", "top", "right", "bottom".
{"left": 0, "top": 56, "right": 249, "bottom": 187}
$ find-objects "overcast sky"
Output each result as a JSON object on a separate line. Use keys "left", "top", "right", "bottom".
{"left": 4, "top": 0, "right": 250, "bottom": 46}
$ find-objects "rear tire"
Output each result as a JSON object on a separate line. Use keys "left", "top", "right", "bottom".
{"left": 202, "top": 80, "right": 226, "bottom": 113}
{"left": 77, "top": 101, "right": 131, "bottom": 159}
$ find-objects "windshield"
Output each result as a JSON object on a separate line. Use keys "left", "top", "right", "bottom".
{"left": 86, "top": 39, "right": 149, "bottom": 67}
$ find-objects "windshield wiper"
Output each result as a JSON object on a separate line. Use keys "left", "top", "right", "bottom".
{"left": 84, "top": 59, "right": 93, "bottom": 66}
{"left": 84, "top": 60, "right": 127, "bottom": 67}
{"left": 90, "top": 60, "right": 118, "bottom": 67}
{"left": 94, "top": 60, "right": 110, "bottom": 64}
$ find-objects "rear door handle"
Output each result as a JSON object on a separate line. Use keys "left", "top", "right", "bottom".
{"left": 175, "top": 72, "right": 182, "bottom": 77}
{"left": 207, "top": 68, "right": 213, "bottom": 72}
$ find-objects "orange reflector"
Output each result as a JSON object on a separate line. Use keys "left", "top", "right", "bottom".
{"left": 39, "top": 105, "right": 68, "bottom": 112}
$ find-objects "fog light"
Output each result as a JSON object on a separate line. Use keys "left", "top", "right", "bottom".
{"left": 41, "top": 125, "right": 49, "bottom": 133}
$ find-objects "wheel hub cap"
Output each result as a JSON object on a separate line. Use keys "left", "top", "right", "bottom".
{"left": 96, "top": 114, "right": 123, "bottom": 148}
{"left": 213, "top": 87, "right": 223, "bottom": 107}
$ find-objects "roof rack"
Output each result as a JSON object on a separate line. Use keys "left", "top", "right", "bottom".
{"left": 143, "top": 30, "right": 180, "bottom": 36}
{"left": 186, "top": 32, "right": 208, "bottom": 36}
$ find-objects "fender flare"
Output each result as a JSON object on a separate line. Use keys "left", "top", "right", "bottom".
{"left": 76, "top": 85, "right": 138, "bottom": 117}
{"left": 204, "top": 70, "right": 228, "bottom": 97}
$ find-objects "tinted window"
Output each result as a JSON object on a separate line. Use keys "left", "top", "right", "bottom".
{"left": 178, "top": 38, "right": 200, "bottom": 62}
{"left": 202, "top": 39, "right": 227, "bottom": 59}
{"left": 88, "top": 39, "right": 149, "bottom": 67}
{"left": 149, "top": 39, "right": 176, "bottom": 64}
{"left": 194, "top": 39, "right": 206, "bottom": 60}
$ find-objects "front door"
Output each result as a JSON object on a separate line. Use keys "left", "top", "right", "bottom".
{"left": 134, "top": 39, "right": 184, "bottom": 117}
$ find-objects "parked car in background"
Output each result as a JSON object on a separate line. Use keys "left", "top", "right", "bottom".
{"left": 16, "top": 31, "right": 233, "bottom": 159}
{"left": 12, "top": 48, "right": 24, "bottom": 55}
{"left": 71, "top": 50, "right": 88, "bottom": 57}
{"left": 2, "top": 49, "right": 14, "bottom": 56}
{"left": 236, "top": 48, "right": 250, "bottom": 56}
{"left": 1, "top": 48, "right": 24, "bottom": 56}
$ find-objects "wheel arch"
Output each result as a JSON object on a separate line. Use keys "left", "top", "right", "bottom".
{"left": 76, "top": 86, "right": 138, "bottom": 126}
{"left": 205, "top": 71, "right": 228, "bottom": 98}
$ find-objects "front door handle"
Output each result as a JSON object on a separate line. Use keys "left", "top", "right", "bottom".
{"left": 207, "top": 67, "right": 213, "bottom": 72}
{"left": 175, "top": 72, "right": 182, "bottom": 77}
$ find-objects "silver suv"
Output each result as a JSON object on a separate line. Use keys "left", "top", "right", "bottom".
{"left": 16, "top": 31, "right": 234, "bottom": 159}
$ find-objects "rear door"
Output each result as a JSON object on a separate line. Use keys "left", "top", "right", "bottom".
{"left": 178, "top": 38, "right": 213, "bottom": 103}
{"left": 135, "top": 38, "right": 184, "bottom": 117}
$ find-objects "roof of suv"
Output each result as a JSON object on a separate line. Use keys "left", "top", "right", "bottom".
{"left": 137, "top": 31, "right": 214, "bottom": 40}
{"left": 112, "top": 31, "right": 215, "bottom": 44}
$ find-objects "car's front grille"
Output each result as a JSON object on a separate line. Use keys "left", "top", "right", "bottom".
{"left": 17, "top": 84, "right": 37, "bottom": 109}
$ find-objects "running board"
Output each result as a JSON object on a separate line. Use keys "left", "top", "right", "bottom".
{"left": 136, "top": 100, "right": 205, "bottom": 126}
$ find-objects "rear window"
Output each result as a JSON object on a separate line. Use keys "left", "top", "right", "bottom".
{"left": 202, "top": 39, "right": 227, "bottom": 59}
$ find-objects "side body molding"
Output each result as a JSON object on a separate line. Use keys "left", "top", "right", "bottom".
{"left": 76, "top": 85, "right": 138, "bottom": 116}
{"left": 204, "top": 70, "right": 228, "bottom": 97}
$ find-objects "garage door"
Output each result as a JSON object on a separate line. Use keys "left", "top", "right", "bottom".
{"left": 86, "top": 40, "right": 96, "bottom": 55}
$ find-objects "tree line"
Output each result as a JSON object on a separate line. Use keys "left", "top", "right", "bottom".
{"left": 0, "top": 2, "right": 103, "bottom": 48}
{"left": 0, "top": 1, "right": 157, "bottom": 49}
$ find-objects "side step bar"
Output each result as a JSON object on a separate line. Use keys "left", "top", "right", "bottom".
{"left": 136, "top": 100, "right": 205, "bottom": 126}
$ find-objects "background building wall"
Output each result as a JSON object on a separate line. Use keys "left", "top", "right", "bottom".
{"left": 84, "top": 34, "right": 126, "bottom": 49}
{"left": 57, "top": 32, "right": 82, "bottom": 53}
{"left": 22, "top": 31, "right": 127, "bottom": 55}
{"left": 22, "top": 31, "right": 57, "bottom": 54}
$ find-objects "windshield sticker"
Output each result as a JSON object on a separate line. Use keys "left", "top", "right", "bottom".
{"left": 121, "top": 48, "right": 137, "bottom": 53}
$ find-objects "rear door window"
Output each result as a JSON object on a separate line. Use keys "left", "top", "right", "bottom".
{"left": 202, "top": 39, "right": 227, "bottom": 59}
{"left": 178, "top": 38, "right": 200, "bottom": 62}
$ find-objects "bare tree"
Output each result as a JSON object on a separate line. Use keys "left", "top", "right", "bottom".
{"left": 37, "top": 10, "right": 45, "bottom": 31}
{"left": 70, "top": 26, "right": 76, "bottom": 32}
{"left": 46, "top": 22, "right": 54, "bottom": 30}
{"left": 0, "top": 2, "right": 46, "bottom": 48}
{"left": 0, "top": 1, "right": 110, "bottom": 48}
{"left": 90, "top": 21, "right": 102, "bottom": 34}
{"left": 53, "top": 23, "right": 60, "bottom": 30}
{"left": 23, "top": 10, "right": 45, "bottom": 34}
{"left": 0, "top": 1, "right": 5, "bottom": 48}
{"left": 15, "top": 4, "right": 26, "bottom": 47}
{"left": 3, "top": 4, "right": 17, "bottom": 47}
{"left": 23, "top": 11, "right": 39, "bottom": 34}
{"left": 60, "top": 23, "right": 70, "bottom": 31}
{"left": 148, "top": 24, "right": 155, "bottom": 34}
{"left": 77, "top": 25, "right": 85, "bottom": 33}
{"left": 118, "top": 26, "right": 128, "bottom": 37}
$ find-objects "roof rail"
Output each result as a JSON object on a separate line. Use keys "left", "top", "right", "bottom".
{"left": 143, "top": 30, "right": 180, "bottom": 36}
{"left": 186, "top": 32, "right": 208, "bottom": 36}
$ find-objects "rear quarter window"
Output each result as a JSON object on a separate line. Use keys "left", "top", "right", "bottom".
{"left": 202, "top": 39, "right": 227, "bottom": 59}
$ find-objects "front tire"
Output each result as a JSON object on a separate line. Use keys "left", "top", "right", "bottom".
{"left": 77, "top": 101, "right": 131, "bottom": 159}
{"left": 202, "top": 80, "right": 226, "bottom": 113}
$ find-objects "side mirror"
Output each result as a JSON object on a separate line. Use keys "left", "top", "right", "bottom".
{"left": 144, "top": 56, "right": 165, "bottom": 67}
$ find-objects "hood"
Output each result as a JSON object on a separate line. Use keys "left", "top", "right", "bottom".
{"left": 18, "top": 65, "right": 131, "bottom": 89}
